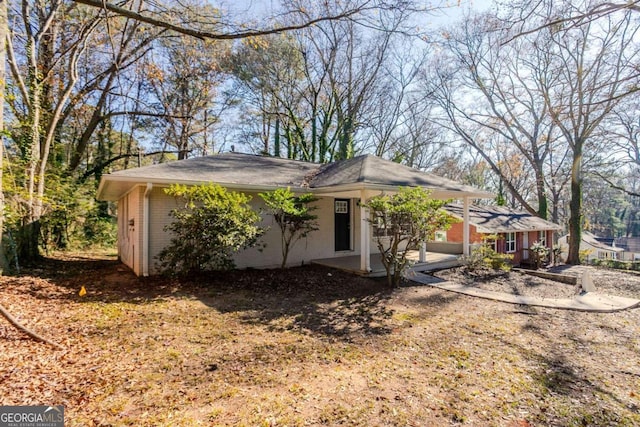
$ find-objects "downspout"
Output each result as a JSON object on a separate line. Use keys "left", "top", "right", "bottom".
{"left": 143, "top": 183, "right": 153, "bottom": 276}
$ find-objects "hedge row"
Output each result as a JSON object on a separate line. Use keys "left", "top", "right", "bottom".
{"left": 590, "top": 258, "right": 640, "bottom": 271}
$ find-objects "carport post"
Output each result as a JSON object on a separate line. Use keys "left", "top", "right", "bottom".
{"left": 463, "top": 196, "right": 470, "bottom": 256}
{"left": 360, "top": 191, "right": 371, "bottom": 272}
{"left": 143, "top": 182, "right": 153, "bottom": 276}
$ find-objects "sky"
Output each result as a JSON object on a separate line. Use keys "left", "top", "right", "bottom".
{"left": 220, "top": 0, "right": 496, "bottom": 31}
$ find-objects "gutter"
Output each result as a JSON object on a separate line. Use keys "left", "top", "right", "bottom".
{"left": 143, "top": 183, "right": 153, "bottom": 276}
{"left": 98, "top": 176, "right": 311, "bottom": 201}
{"left": 311, "top": 183, "right": 493, "bottom": 199}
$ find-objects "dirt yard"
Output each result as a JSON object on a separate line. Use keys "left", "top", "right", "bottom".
{"left": 1, "top": 254, "right": 639, "bottom": 426}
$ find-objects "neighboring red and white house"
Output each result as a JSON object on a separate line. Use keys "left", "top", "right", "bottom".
{"left": 441, "top": 204, "right": 563, "bottom": 265}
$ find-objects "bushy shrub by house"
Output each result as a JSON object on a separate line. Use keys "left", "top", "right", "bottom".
{"left": 259, "top": 188, "right": 319, "bottom": 269}
{"left": 365, "top": 187, "right": 453, "bottom": 287}
{"left": 157, "top": 184, "right": 264, "bottom": 275}
{"left": 465, "top": 234, "right": 513, "bottom": 271}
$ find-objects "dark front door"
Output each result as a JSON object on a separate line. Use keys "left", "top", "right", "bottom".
{"left": 334, "top": 199, "right": 351, "bottom": 251}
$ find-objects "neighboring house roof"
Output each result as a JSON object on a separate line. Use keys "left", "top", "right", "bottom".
{"left": 614, "top": 237, "right": 640, "bottom": 253}
{"left": 444, "top": 203, "right": 563, "bottom": 233}
{"left": 595, "top": 237, "right": 616, "bottom": 247}
{"left": 561, "top": 231, "right": 624, "bottom": 253}
{"left": 97, "top": 153, "right": 494, "bottom": 201}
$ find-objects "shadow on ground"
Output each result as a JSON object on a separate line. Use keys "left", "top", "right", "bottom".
{"left": 480, "top": 309, "right": 640, "bottom": 425}
{"left": 6, "top": 256, "right": 397, "bottom": 339}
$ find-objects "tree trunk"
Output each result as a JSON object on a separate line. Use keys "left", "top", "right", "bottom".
{"left": 17, "top": 221, "right": 41, "bottom": 263}
{"left": 274, "top": 117, "right": 280, "bottom": 157}
{"left": 534, "top": 163, "right": 549, "bottom": 220}
{"left": 566, "top": 144, "right": 583, "bottom": 264}
{"left": 0, "top": 0, "right": 6, "bottom": 270}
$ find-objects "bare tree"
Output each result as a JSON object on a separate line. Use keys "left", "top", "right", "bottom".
{"left": 227, "top": 1, "right": 416, "bottom": 162}
{"left": 502, "top": 0, "right": 640, "bottom": 42}
{"left": 144, "top": 34, "right": 232, "bottom": 160}
{"left": 537, "top": 3, "right": 640, "bottom": 263}
{"left": 427, "top": 12, "right": 567, "bottom": 219}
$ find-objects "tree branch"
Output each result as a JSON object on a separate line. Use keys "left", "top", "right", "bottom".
{"left": 0, "top": 303, "right": 63, "bottom": 350}
{"left": 592, "top": 171, "right": 640, "bottom": 197}
{"left": 102, "top": 110, "right": 188, "bottom": 120}
{"left": 73, "top": 0, "right": 367, "bottom": 40}
{"left": 504, "top": 0, "right": 640, "bottom": 44}
{"left": 81, "top": 150, "right": 186, "bottom": 181}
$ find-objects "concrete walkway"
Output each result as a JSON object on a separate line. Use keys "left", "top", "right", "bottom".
{"left": 406, "top": 272, "right": 640, "bottom": 313}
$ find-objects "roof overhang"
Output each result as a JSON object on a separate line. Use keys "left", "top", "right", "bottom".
{"left": 97, "top": 176, "right": 310, "bottom": 201}
{"left": 98, "top": 176, "right": 495, "bottom": 202}
{"left": 310, "top": 183, "right": 494, "bottom": 200}
{"left": 445, "top": 210, "right": 563, "bottom": 234}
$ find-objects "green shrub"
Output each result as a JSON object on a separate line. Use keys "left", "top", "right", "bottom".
{"left": 465, "top": 235, "right": 513, "bottom": 271}
{"left": 591, "top": 258, "right": 640, "bottom": 271}
{"left": 82, "top": 215, "right": 117, "bottom": 248}
{"left": 157, "top": 184, "right": 264, "bottom": 275}
{"left": 529, "top": 241, "right": 549, "bottom": 269}
{"left": 259, "top": 188, "right": 318, "bottom": 269}
{"left": 552, "top": 244, "right": 564, "bottom": 264}
{"left": 364, "top": 187, "right": 453, "bottom": 287}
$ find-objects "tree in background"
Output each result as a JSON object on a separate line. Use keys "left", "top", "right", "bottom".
{"left": 259, "top": 188, "right": 318, "bottom": 269}
{"left": 428, "top": 1, "right": 640, "bottom": 264}
{"left": 426, "top": 12, "right": 564, "bottom": 220}
{"left": 228, "top": 34, "right": 307, "bottom": 158}
{"left": 143, "top": 29, "right": 233, "bottom": 160}
{"left": 3, "top": 0, "right": 166, "bottom": 262}
{"left": 365, "top": 188, "right": 453, "bottom": 287}
{"left": 157, "top": 184, "right": 263, "bottom": 275}
{"left": 537, "top": 3, "right": 640, "bottom": 264}
{"left": 227, "top": 0, "right": 414, "bottom": 163}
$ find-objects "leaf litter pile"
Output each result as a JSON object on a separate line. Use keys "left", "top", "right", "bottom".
{"left": 1, "top": 253, "right": 639, "bottom": 426}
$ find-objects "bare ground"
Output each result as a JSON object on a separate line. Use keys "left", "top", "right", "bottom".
{"left": 1, "top": 254, "right": 639, "bottom": 426}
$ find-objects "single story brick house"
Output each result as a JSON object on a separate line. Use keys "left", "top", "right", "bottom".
{"left": 96, "top": 153, "right": 493, "bottom": 276}
{"left": 442, "top": 204, "right": 562, "bottom": 265}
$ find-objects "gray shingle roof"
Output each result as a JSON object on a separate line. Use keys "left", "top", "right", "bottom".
{"left": 102, "top": 153, "right": 318, "bottom": 187}
{"left": 445, "top": 203, "right": 562, "bottom": 233}
{"left": 582, "top": 232, "right": 624, "bottom": 252}
{"left": 310, "top": 155, "right": 487, "bottom": 195}
{"left": 97, "top": 153, "right": 493, "bottom": 201}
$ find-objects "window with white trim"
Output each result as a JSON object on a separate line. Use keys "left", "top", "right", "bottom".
{"left": 538, "top": 230, "right": 547, "bottom": 246}
{"left": 506, "top": 232, "right": 516, "bottom": 253}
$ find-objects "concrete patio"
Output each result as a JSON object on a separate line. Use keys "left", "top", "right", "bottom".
{"left": 312, "top": 250, "right": 462, "bottom": 277}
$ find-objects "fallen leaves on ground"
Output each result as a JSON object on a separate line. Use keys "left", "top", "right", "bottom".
{"left": 1, "top": 253, "right": 639, "bottom": 426}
